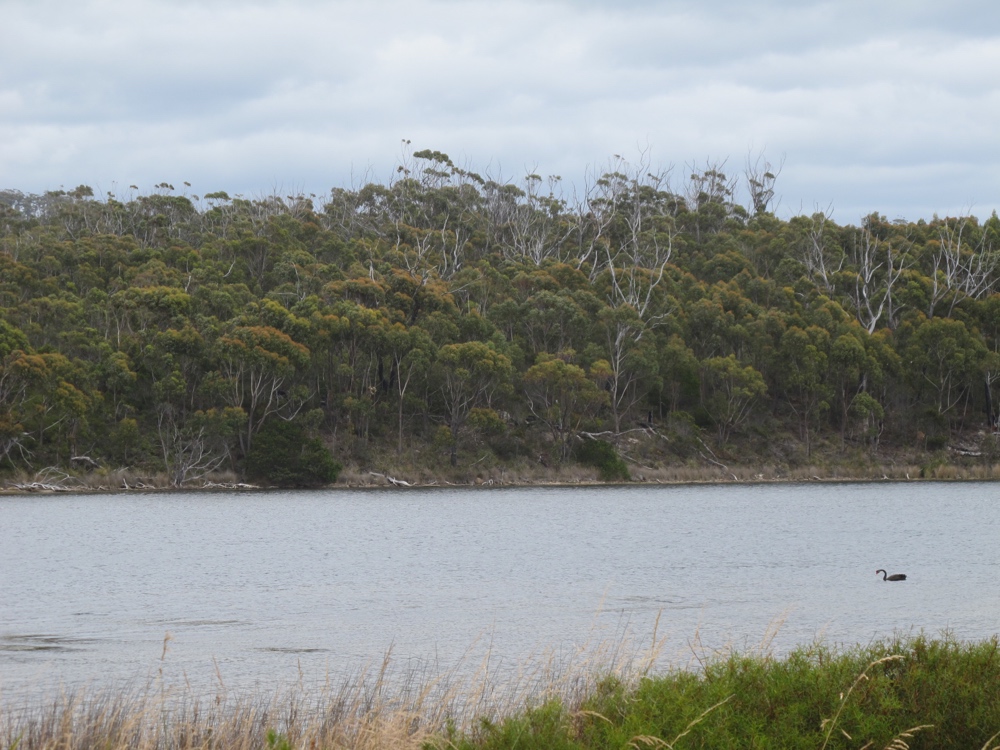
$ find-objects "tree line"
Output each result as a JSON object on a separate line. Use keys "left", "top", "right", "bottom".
{"left": 2, "top": 149, "right": 999, "bottom": 485}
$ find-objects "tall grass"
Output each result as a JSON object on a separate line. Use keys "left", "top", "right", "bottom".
{"left": 0, "top": 625, "right": 664, "bottom": 750}
{"left": 3, "top": 634, "right": 1000, "bottom": 749}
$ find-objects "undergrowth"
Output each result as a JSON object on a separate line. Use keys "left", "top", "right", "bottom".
{"left": 435, "top": 634, "right": 1000, "bottom": 750}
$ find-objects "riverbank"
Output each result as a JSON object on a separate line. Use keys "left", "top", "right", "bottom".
{"left": 7, "top": 419, "right": 1000, "bottom": 493}
{"left": 1, "top": 464, "right": 997, "bottom": 493}
{"left": 3, "top": 448, "right": 1000, "bottom": 494}
{"left": 3, "top": 635, "right": 999, "bottom": 749}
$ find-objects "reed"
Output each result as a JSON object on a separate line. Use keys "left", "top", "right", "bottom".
{"left": 0, "top": 624, "right": 664, "bottom": 750}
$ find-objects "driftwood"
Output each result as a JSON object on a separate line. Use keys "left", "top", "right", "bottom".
{"left": 369, "top": 471, "right": 414, "bottom": 487}
{"left": 951, "top": 447, "right": 982, "bottom": 457}
{"left": 696, "top": 438, "right": 738, "bottom": 481}
{"left": 579, "top": 428, "right": 651, "bottom": 440}
{"left": 10, "top": 467, "right": 85, "bottom": 492}
{"left": 10, "top": 482, "right": 73, "bottom": 492}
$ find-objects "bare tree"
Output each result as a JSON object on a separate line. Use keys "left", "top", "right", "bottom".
{"left": 573, "top": 152, "right": 673, "bottom": 276}
{"left": 928, "top": 216, "right": 999, "bottom": 318}
{"left": 482, "top": 173, "right": 577, "bottom": 265}
{"left": 580, "top": 153, "right": 679, "bottom": 433}
{"left": 580, "top": 152, "right": 678, "bottom": 280}
{"left": 801, "top": 209, "right": 844, "bottom": 294}
{"left": 846, "top": 225, "right": 910, "bottom": 332}
{"left": 157, "top": 411, "right": 229, "bottom": 487}
{"left": 570, "top": 171, "right": 616, "bottom": 277}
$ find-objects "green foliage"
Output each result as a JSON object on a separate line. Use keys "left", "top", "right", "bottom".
{"left": 0, "top": 318, "right": 29, "bottom": 358}
{"left": 109, "top": 417, "right": 144, "bottom": 465}
{"left": 244, "top": 420, "right": 341, "bottom": 487}
{"left": 437, "top": 636, "right": 1000, "bottom": 750}
{"left": 848, "top": 391, "right": 884, "bottom": 447}
{"left": 4, "top": 166, "right": 1000, "bottom": 479}
{"left": 462, "top": 700, "right": 576, "bottom": 750}
{"left": 524, "top": 355, "right": 606, "bottom": 458}
{"left": 699, "top": 354, "right": 767, "bottom": 443}
{"left": 467, "top": 407, "right": 506, "bottom": 436}
{"left": 574, "top": 439, "right": 630, "bottom": 482}
{"left": 265, "top": 729, "right": 293, "bottom": 750}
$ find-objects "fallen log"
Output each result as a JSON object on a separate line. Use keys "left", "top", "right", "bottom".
{"left": 369, "top": 471, "right": 414, "bottom": 487}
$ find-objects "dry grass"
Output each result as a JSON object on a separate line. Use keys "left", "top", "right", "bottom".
{"left": 0, "top": 626, "right": 668, "bottom": 750}
{"left": 10, "top": 625, "right": 998, "bottom": 749}
{"left": 339, "top": 460, "right": 607, "bottom": 488}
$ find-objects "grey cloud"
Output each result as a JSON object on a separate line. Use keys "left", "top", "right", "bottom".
{"left": 1, "top": 0, "right": 998, "bottom": 223}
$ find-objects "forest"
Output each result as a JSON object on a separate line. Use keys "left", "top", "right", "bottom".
{"left": 2, "top": 149, "right": 1000, "bottom": 487}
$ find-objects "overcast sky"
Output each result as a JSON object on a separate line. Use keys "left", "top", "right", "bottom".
{"left": 2, "top": 0, "right": 999, "bottom": 224}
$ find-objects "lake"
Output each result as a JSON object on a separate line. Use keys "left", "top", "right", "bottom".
{"left": 2, "top": 482, "right": 999, "bottom": 701}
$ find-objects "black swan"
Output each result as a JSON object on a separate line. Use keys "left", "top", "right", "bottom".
{"left": 876, "top": 569, "right": 906, "bottom": 581}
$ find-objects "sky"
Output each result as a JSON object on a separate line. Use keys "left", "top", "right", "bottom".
{"left": 2, "top": 0, "right": 999, "bottom": 225}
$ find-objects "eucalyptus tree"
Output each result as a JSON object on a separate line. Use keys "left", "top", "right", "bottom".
{"left": 778, "top": 325, "right": 832, "bottom": 456}
{"left": 375, "top": 148, "right": 485, "bottom": 279}
{"left": 903, "top": 315, "right": 987, "bottom": 427}
{"left": 699, "top": 353, "right": 767, "bottom": 443}
{"left": 577, "top": 155, "right": 680, "bottom": 433}
{"left": 744, "top": 150, "right": 782, "bottom": 217}
{"left": 0, "top": 320, "right": 33, "bottom": 464}
{"left": 828, "top": 329, "right": 877, "bottom": 443}
{"left": 523, "top": 352, "right": 607, "bottom": 459}
{"left": 216, "top": 325, "right": 311, "bottom": 455}
{"left": 0, "top": 348, "right": 94, "bottom": 462}
{"left": 596, "top": 300, "right": 661, "bottom": 433}
{"left": 684, "top": 160, "right": 744, "bottom": 241}
{"left": 386, "top": 323, "right": 435, "bottom": 454}
{"left": 435, "top": 341, "right": 513, "bottom": 465}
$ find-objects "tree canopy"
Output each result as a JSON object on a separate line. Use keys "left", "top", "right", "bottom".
{"left": 2, "top": 154, "right": 999, "bottom": 484}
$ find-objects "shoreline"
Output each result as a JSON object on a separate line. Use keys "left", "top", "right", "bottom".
{"left": 1, "top": 462, "right": 995, "bottom": 495}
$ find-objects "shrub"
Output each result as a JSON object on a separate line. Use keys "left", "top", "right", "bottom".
{"left": 925, "top": 434, "right": 948, "bottom": 451}
{"left": 245, "top": 420, "right": 341, "bottom": 487}
{"left": 574, "top": 438, "right": 630, "bottom": 482}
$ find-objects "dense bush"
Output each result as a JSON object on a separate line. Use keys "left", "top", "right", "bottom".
{"left": 244, "top": 420, "right": 341, "bottom": 487}
{"left": 574, "top": 439, "right": 630, "bottom": 481}
{"left": 441, "top": 635, "right": 1000, "bottom": 750}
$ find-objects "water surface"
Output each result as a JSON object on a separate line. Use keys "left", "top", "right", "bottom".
{"left": 2, "top": 482, "right": 998, "bottom": 698}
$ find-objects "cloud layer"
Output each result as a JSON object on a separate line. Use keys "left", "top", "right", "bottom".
{"left": 3, "top": 0, "right": 999, "bottom": 223}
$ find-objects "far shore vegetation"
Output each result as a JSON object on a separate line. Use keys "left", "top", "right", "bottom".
{"left": 5, "top": 441, "right": 1000, "bottom": 494}
{"left": 4, "top": 150, "right": 1000, "bottom": 490}
{"left": 3, "top": 633, "right": 1000, "bottom": 749}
